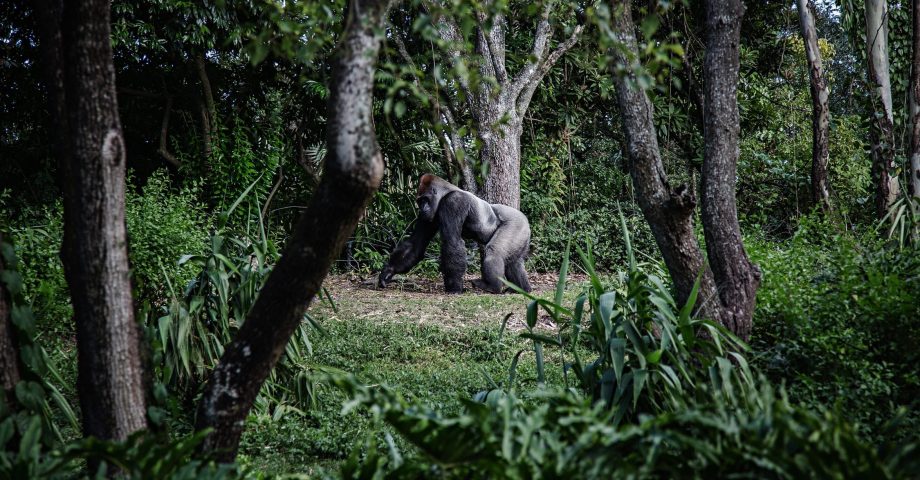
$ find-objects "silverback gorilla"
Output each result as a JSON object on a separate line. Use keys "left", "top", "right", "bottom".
{"left": 377, "top": 174, "right": 532, "bottom": 293}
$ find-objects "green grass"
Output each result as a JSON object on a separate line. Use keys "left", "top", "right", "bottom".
{"left": 237, "top": 279, "right": 572, "bottom": 475}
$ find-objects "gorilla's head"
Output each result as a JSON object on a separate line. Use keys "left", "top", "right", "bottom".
{"left": 417, "top": 188, "right": 437, "bottom": 221}
{"left": 416, "top": 173, "right": 455, "bottom": 222}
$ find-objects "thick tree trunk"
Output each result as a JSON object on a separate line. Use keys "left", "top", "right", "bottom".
{"left": 195, "top": 0, "right": 388, "bottom": 461}
{"left": 701, "top": 0, "right": 761, "bottom": 341}
{"left": 35, "top": 0, "right": 148, "bottom": 441}
{"left": 797, "top": 0, "right": 832, "bottom": 211}
{"left": 0, "top": 235, "right": 21, "bottom": 399}
{"left": 910, "top": 0, "right": 920, "bottom": 197}
{"left": 481, "top": 118, "right": 523, "bottom": 208}
{"left": 609, "top": 0, "right": 722, "bottom": 322}
{"left": 865, "top": 0, "right": 900, "bottom": 216}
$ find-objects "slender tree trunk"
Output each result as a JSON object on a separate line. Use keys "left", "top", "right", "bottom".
{"left": 0, "top": 234, "right": 21, "bottom": 400}
{"left": 701, "top": 0, "right": 761, "bottom": 341}
{"left": 865, "top": 0, "right": 900, "bottom": 217}
{"left": 35, "top": 0, "right": 148, "bottom": 441}
{"left": 158, "top": 95, "right": 180, "bottom": 167}
{"left": 194, "top": 54, "right": 217, "bottom": 163}
{"left": 609, "top": 0, "right": 722, "bottom": 321}
{"left": 796, "top": 0, "right": 832, "bottom": 211}
{"left": 910, "top": 0, "right": 920, "bottom": 197}
{"left": 195, "top": 0, "right": 388, "bottom": 461}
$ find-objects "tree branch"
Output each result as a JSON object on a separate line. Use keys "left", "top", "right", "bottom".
{"left": 514, "top": 22, "right": 584, "bottom": 113}
{"left": 393, "top": 29, "right": 473, "bottom": 188}
{"left": 476, "top": 5, "right": 507, "bottom": 84}
{"left": 423, "top": 0, "right": 479, "bottom": 113}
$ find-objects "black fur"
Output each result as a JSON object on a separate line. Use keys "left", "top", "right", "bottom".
{"left": 378, "top": 175, "right": 531, "bottom": 294}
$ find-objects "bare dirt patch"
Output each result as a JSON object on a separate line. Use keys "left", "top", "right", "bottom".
{"left": 314, "top": 272, "right": 587, "bottom": 331}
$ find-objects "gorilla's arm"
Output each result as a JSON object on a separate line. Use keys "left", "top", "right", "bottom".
{"left": 378, "top": 218, "right": 437, "bottom": 287}
{"left": 437, "top": 193, "right": 470, "bottom": 293}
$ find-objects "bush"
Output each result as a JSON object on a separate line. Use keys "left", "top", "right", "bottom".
{"left": 150, "top": 188, "right": 320, "bottom": 421}
{"left": 5, "top": 203, "right": 70, "bottom": 335}
{"left": 126, "top": 170, "right": 211, "bottom": 304}
{"left": 522, "top": 140, "right": 656, "bottom": 272}
{"left": 6, "top": 171, "right": 211, "bottom": 331}
{"left": 749, "top": 213, "right": 920, "bottom": 441}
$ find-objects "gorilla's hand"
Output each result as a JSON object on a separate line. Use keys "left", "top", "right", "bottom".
{"left": 378, "top": 266, "right": 395, "bottom": 288}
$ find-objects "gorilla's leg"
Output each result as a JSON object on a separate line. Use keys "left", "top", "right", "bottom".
{"left": 437, "top": 196, "right": 469, "bottom": 293}
{"left": 472, "top": 246, "right": 505, "bottom": 293}
{"left": 504, "top": 258, "right": 531, "bottom": 292}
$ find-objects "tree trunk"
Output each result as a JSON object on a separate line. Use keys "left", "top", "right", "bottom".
{"left": 424, "top": 1, "right": 583, "bottom": 207}
{"left": 910, "top": 0, "right": 920, "bottom": 197}
{"left": 865, "top": 0, "right": 900, "bottom": 216}
{"left": 0, "top": 234, "right": 21, "bottom": 400}
{"left": 609, "top": 0, "right": 722, "bottom": 321}
{"left": 796, "top": 0, "right": 832, "bottom": 211}
{"left": 194, "top": 54, "right": 217, "bottom": 163}
{"left": 701, "top": 0, "right": 761, "bottom": 341}
{"left": 158, "top": 95, "right": 180, "bottom": 167}
{"left": 35, "top": 0, "right": 148, "bottom": 441}
{"left": 195, "top": 0, "right": 388, "bottom": 461}
{"left": 481, "top": 117, "right": 523, "bottom": 208}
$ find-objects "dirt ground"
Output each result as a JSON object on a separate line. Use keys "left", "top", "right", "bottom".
{"left": 314, "top": 272, "right": 587, "bottom": 331}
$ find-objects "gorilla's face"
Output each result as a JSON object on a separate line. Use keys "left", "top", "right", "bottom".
{"left": 417, "top": 191, "right": 436, "bottom": 221}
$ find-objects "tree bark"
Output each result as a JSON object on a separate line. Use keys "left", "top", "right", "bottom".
{"left": 609, "top": 0, "right": 722, "bottom": 320}
{"left": 195, "top": 0, "right": 388, "bottom": 461}
{"left": 0, "top": 234, "right": 21, "bottom": 400}
{"left": 481, "top": 120, "right": 524, "bottom": 207}
{"left": 195, "top": 54, "right": 217, "bottom": 163}
{"left": 701, "top": 0, "right": 761, "bottom": 341}
{"left": 865, "top": 0, "right": 900, "bottom": 216}
{"left": 158, "top": 95, "right": 180, "bottom": 167}
{"left": 910, "top": 0, "right": 920, "bottom": 198}
{"left": 422, "top": 1, "right": 583, "bottom": 207}
{"left": 796, "top": 0, "right": 832, "bottom": 211}
{"left": 35, "top": 0, "right": 148, "bottom": 441}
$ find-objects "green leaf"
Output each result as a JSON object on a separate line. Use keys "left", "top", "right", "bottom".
{"left": 249, "top": 42, "right": 270, "bottom": 66}
{"left": 610, "top": 338, "right": 626, "bottom": 381}
{"left": 640, "top": 14, "right": 660, "bottom": 38}
{"left": 519, "top": 332, "right": 562, "bottom": 347}
{"left": 526, "top": 300, "right": 538, "bottom": 330}
{"left": 15, "top": 381, "right": 46, "bottom": 411}
{"left": 632, "top": 369, "right": 648, "bottom": 408}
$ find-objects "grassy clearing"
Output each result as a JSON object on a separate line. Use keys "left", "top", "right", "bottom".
{"left": 237, "top": 274, "right": 578, "bottom": 475}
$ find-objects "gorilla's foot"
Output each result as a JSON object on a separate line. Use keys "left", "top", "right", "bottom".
{"left": 472, "top": 278, "right": 502, "bottom": 294}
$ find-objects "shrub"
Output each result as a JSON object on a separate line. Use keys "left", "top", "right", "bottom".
{"left": 5, "top": 203, "right": 70, "bottom": 334}
{"left": 522, "top": 142, "right": 656, "bottom": 272}
{"left": 749, "top": 213, "right": 920, "bottom": 441}
{"left": 126, "top": 170, "right": 211, "bottom": 304}
{"left": 151, "top": 185, "right": 320, "bottom": 420}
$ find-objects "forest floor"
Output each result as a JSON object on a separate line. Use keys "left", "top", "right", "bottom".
{"left": 237, "top": 272, "right": 585, "bottom": 475}
{"left": 317, "top": 272, "right": 581, "bottom": 329}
